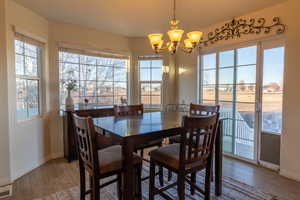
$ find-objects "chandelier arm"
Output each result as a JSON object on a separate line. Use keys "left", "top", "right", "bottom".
{"left": 153, "top": 45, "right": 169, "bottom": 53}
{"left": 179, "top": 46, "right": 193, "bottom": 54}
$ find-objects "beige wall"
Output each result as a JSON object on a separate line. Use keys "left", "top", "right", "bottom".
{"left": 5, "top": 0, "right": 51, "bottom": 180}
{"left": 280, "top": 0, "right": 300, "bottom": 181}
{"left": 0, "top": 0, "right": 11, "bottom": 186}
{"left": 176, "top": 0, "right": 300, "bottom": 181}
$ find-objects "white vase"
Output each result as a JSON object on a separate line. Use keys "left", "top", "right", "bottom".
{"left": 65, "top": 90, "right": 74, "bottom": 111}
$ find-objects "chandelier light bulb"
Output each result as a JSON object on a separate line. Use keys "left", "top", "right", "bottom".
{"left": 184, "top": 39, "right": 194, "bottom": 49}
{"left": 167, "top": 29, "right": 184, "bottom": 42}
{"left": 187, "top": 31, "right": 203, "bottom": 43}
{"left": 148, "top": 33, "right": 163, "bottom": 45}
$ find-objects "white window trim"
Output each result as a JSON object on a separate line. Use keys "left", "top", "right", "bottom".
{"left": 137, "top": 57, "right": 163, "bottom": 110}
{"left": 58, "top": 50, "right": 130, "bottom": 107}
{"left": 15, "top": 36, "right": 44, "bottom": 122}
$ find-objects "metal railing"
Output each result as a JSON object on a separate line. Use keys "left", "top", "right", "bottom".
{"left": 221, "top": 111, "right": 254, "bottom": 146}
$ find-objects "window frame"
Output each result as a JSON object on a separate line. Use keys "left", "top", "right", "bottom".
{"left": 15, "top": 37, "right": 43, "bottom": 121}
{"left": 259, "top": 43, "right": 285, "bottom": 135}
{"left": 58, "top": 50, "right": 129, "bottom": 107}
{"left": 138, "top": 58, "right": 163, "bottom": 110}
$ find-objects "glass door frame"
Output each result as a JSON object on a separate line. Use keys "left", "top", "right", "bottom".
{"left": 198, "top": 38, "right": 284, "bottom": 164}
{"left": 257, "top": 39, "right": 285, "bottom": 168}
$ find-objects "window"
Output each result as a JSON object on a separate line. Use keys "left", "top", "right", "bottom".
{"left": 262, "top": 47, "right": 285, "bottom": 134}
{"left": 200, "top": 46, "right": 258, "bottom": 160}
{"left": 201, "top": 53, "right": 217, "bottom": 104}
{"left": 138, "top": 59, "right": 163, "bottom": 109}
{"left": 59, "top": 51, "right": 128, "bottom": 106}
{"left": 15, "top": 39, "right": 42, "bottom": 120}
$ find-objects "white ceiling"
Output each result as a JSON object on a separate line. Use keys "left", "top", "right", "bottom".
{"left": 13, "top": 0, "right": 286, "bottom": 37}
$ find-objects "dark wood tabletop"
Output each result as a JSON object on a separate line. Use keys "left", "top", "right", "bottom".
{"left": 93, "top": 111, "right": 223, "bottom": 200}
{"left": 93, "top": 111, "right": 184, "bottom": 137}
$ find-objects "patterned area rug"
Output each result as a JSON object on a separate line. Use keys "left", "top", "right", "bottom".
{"left": 34, "top": 166, "right": 283, "bottom": 200}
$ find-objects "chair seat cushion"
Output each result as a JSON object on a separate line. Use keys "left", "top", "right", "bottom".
{"left": 99, "top": 145, "right": 142, "bottom": 174}
{"left": 149, "top": 143, "right": 182, "bottom": 170}
{"left": 149, "top": 143, "right": 208, "bottom": 171}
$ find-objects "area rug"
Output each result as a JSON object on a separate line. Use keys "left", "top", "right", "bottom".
{"left": 34, "top": 166, "right": 283, "bottom": 200}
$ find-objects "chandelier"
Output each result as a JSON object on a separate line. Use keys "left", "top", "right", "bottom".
{"left": 148, "top": 0, "right": 203, "bottom": 54}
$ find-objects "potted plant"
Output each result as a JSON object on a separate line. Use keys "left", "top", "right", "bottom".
{"left": 63, "top": 79, "right": 77, "bottom": 111}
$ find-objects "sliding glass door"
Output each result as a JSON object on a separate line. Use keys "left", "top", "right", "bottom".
{"left": 258, "top": 44, "right": 285, "bottom": 166}
{"left": 201, "top": 46, "right": 257, "bottom": 160}
{"left": 200, "top": 41, "right": 285, "bottom": 162}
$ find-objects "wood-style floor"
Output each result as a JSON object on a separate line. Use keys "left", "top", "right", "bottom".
{"left": 4, "top": 157, "right": 300, "bottom": 200}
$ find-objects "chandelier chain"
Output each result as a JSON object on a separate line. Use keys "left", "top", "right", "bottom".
{"left": 172, "top": 0, "right": 176, "bottom": 21}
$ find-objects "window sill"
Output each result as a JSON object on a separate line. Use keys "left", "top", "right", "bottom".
{"left": 17, "top": 115, "right": 44, "bottom": 123}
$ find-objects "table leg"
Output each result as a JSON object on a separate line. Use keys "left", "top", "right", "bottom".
{"left": 215, "top": 121, "right": 223, "bottom": 196}
{"left": 122, "top": 137, "right": 136, "bottom": 200}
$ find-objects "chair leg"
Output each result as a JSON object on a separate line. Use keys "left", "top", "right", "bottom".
{"left": 168, "top": 170, "right": 173, "bottom": 181}
{"left": 136, "top": 163, "right": 142, "bottom": 200}
{"left": 92, "top": 177, "right": 100, "bottom": 200}
{"left": 155, "top": 142, "right": 164, "bottom": 186}
{"left": 168, "top": 141, "right": 173, "bottom": 181}
{"left": 159, "top": 165, "right": 164, "bottom": 186}
{"left": 79, "top": 163, "right": 86, "bottom": 200}
{"left": 210, "top": 158, "right": 214, "bottom": 182}
{"left": 89, "top": 176, "right": 94, "bottom": 200}
{"left": 205, "top": 166, "right": 211, "bottom": 200}
{"left": 149, "top": 160, "right": 156, "bottom": 200}
{"left": 117, "top": 173, "right": 122, "bottom": 200}
{"left": 140, "top": 148, "right": 144, "bottom": 158}
{"left": 177, "top": 172, "right": 185, "bottom": 200}
{"left": 190, "top": 172, "right": 196, "bottom": 195}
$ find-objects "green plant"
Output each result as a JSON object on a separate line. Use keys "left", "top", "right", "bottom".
{"left": 63, "top": 79, "right": 77, "bottom": 91}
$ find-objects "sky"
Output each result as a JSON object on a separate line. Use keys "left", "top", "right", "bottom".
{"left": 202, "top": 46, "right": 285, "bottom": 85}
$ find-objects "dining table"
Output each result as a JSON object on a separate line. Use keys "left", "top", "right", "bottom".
{"left": 93, "top": 111, "right": 224, "bottom": 200}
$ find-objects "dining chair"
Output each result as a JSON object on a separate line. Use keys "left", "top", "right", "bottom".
{"left": 114, "top": 104, "right": 144, "bottom": 116}
{"left": 168, "top": 103, "right": 220, "bottom": 180}
{"left": 72, "top": 114, "right": 143, "bottom": 200}
{"left": 149, "top": 114, "right": 220, "bottom": 200}
{"left": 75, "top": 108, "right": 120, "bottom": 148}
{"left": 114, "top": 104, "right": 165, "bottom": 186}
{"left": 189, "top": 103, "right": 220, "bottom": 116}
{"left": 75, "top": 108, "right": 113, "bottom": 118}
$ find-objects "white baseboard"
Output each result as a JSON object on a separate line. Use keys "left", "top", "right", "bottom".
{"left": 12, "top": 154, "right": 52, "bottom": 181}
{"left": 258, "top": 160, "right": 280, "bottom": 171}
{"left": 280, "top": 169, "right": 300, "bottom": 182}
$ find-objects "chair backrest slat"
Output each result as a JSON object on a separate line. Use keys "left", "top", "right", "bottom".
{"left": 190, "top": 103, "right": 220, "bottom": 116}
{"left": 73, "top": 114, "right": 99, "bottom": 173}
{"left": 179, "top": 114, "right": 220, "bottom": 169}
{"left": 75, "top": 109, "right": 114, "bottom": 118}
{"left": 114, "top": 104, "right": 144, "bottom": 116}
